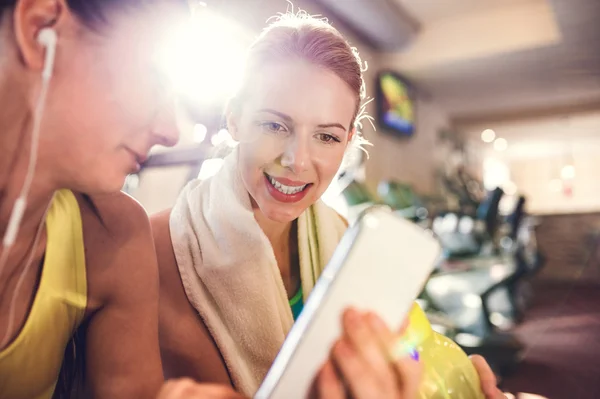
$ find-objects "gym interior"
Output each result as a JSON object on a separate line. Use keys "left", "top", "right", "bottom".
{"left": 125, "top": 1, "right": 600, "bottom": 398}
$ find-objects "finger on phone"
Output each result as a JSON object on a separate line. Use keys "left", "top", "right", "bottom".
{"left": 331, "top": 337, "right": 380, "bottom": 398}
{"left": 308, "top": 360, "right": 346, "bottom": 399}
{"left": 342, "top": 309, "right": 395, "bottom": 379}
{"left": 365, "top": 312, "right": 423, "bottom": 396}
{"left": 392, "top": 355, "right": 423, "bottom": 398}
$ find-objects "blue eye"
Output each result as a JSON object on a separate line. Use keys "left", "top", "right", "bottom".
{"left": 262, "top": 122, "right": 286, "bottom": 133}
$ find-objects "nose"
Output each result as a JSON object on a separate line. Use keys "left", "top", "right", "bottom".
{"left": 151, "top": 98, "right": 180, "bottom": 148}
{"left": 281, "top": 133, "right": 310, "bottom": 173}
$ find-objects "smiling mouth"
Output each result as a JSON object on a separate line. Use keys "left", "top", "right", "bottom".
{"left": 264, "top": 173, "right": 311, "bottom": 195}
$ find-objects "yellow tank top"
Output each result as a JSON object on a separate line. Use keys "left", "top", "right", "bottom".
{"left": 0, "top": 190, "right": 87, "bottom": 399}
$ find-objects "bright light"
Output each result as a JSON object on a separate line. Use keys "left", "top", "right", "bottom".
{"left": 427, "top": 280, "right": 449, "bottom": 296}
{"left": 211, "top": 128, "right": 237, "bottom": 148}
{"left": 157, "top": 9, "right": 248, "bottom": 106}
{"left": 441, "top": 213, "right": 458, "bottom": 233}
{"left": 549, "top": 179, "right": 562, "bottom": 192}
{"left": 462, "top": 294, "right": 482, "bottom": 308}
{"left": 481, "top": 129, "right": 496, "bottom": 143}
{"left": 483, "top": 157, "right": 510, "bottom": 190}
{"left": 490, "top": 312, "right": 511, "bottom": 329}
{"left": 455, "top": 333, "right": 482, "bottom": 347}
{"left": 504, "top": 181, "right": 517, "bottom": 196}
{"left": 490, "top": 264, "right": 509, "bottom": 280}
{"left": 198, "top": 158, "right": 225, "bottom": 180}
{"left": 494, "top": 138, "right": 508, "bottom": 152}
{"left": 458, "top": 216, "right": 474, "bottom": 234}
{"left": 561, "top": 164, "right": 576, "bottom": 180}
{"left": 193, "top": 124, "right": 207, "bottom": 143}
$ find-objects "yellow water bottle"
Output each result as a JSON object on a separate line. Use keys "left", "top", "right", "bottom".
{"left": 399, "top": 304, "right": 486, "bottom": 399}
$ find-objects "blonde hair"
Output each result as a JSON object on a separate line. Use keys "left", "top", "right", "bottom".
{"left": 231, "top": 7, "right": 373, "bottom": 157}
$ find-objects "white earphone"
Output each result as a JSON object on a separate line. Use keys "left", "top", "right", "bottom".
{"left": 37, "top": 28, "right": 58, "bottom": 81}
{"left": 1, "top": 27, "right": 57, "bottom": 250}
{"left": 0, "top": 27, "right": 59, "bottom": 348}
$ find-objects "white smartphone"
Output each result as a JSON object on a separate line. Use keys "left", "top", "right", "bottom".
{"left": 255, "top": 206, "right": 442, "bottom": 399}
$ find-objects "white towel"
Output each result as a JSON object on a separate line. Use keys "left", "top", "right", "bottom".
{"left": 169, "top": 148, "right": 347, "bottom": 396}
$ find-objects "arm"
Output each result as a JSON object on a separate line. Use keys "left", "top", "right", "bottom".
{"left": 80, "top": 193, "right": 164, "bottom": 399}
{"left": 150, "top": 210, "right": 232, "bottom": 386}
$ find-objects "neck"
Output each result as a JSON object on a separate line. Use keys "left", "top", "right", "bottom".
{"left": 254, "top": 209, "right": 297, "bottom": 289}
{"left": 253, "top": 209, "right": 293, "bottom": 251}
{"left": 0, "top": 73, "right": 56, "bottom": 243}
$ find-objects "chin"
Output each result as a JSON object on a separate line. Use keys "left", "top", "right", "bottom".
{"left": 259, "top": 200, "right": 306, "bottom": 223}
{"left": 81, "top": 173, "right": 128, "bottom": 195}
{"left": 263, "top": 207, "right": 301, "bottom": 223}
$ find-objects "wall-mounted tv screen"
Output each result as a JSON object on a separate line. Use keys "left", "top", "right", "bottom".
{"left": 375, "top": 71, "right": 416, "bottom": 138}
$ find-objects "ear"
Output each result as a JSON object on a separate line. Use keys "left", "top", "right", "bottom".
{"left": 225, "top": 100, "right": 242, "bottom": 141}
{"left": 13, "top": 0, "right": 68, "bottom": 72}
{"left": 347, "top": 127, "right": 356, "bottom": 145}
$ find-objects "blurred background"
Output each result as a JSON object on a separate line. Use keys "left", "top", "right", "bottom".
{"left": 125, "top": 1, "right": 600, "bottom": 397}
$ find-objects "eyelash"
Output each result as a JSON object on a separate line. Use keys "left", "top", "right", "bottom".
{"left": 260, "top": 122, "right": 288, "bottom": 134}
{"left": 317, "top": 133, "right": 341, "bottom": 145}
{"left": 259, "top": 122, "right": 341, "bottom": 145}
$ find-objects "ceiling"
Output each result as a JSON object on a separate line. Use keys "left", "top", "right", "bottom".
{"left": 393, "top": 0, "right": 527, "bottom": 23}
{"left": 382, "top": 0, "right": 600, "bottom": 121}
{"left": 194, "top": 0, "right": 600, "bottom": 124}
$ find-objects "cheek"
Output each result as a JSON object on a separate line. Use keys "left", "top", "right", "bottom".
{"left": 239, "top": 144, "right": 267, "bottom": 194}
{"left": 58, "top": 43, "right": 164, "bottom": 140}
{"left": 100, "top": 59, "right": 164, "bottom": 131}
{"left": 237, "top": 144, "right": 262, "bottom": 192}
{"left": 45, "top": 77, "right": 117, "bottom": 158}
{"left": 239, "top": 131, "right": 282, "bottom": 169}
{"left": 315, "top": 150, "right": 346, "bottom": 185}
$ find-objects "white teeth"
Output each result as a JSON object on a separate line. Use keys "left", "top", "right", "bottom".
{"left": 267, "top": 175, "right": 307, "bottom": 195}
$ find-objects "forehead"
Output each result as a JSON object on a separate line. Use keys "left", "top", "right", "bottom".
{"left": 243, "top": 60, "right": 357, "bottom": 128}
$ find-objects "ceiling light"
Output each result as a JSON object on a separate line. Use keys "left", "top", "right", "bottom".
{"left": 561, "top": 165, "right": 575, "bottom": 180}
{"left": 193, "top": 124, "right": 207, "bottom": 143}
{"left": 494, "top": 138, "right": 508, "bottom": 152}
{"left": 481, "top": 129, "right": 496, "bottom": 143}
{"left": 157, "top": 10, "right": 248, "bottom": 107}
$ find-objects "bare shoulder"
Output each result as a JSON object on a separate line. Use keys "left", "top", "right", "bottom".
{"left": 74, "top": 192, "right": 165, "bottom": 397}
{"left": 149, "top": 207, "right": 194, "bottom": 317}
{"left": 77, "top": 191, "right": 151, "bottom": 238}
{"left": 75, "top": 191, "right": 157, "bottom": 307}
{"left": 149, "top": 209, "right": 187, "bottom": 318}
{"left": 150, "top": 209, "right": 172, "bottom": 259}
{"left": 149, "top": 209, "right": 179, "bottom": 292}
{"left": 149, "top": 209, "right": 231, "bottom": 384}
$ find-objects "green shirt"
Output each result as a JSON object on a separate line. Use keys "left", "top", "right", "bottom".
{"left": 289, "top": 286, "right": 304, "bottom": 321}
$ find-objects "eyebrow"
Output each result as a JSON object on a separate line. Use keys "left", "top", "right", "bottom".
{"left": 257, "top": 108, "right": 349, "bottom": 131}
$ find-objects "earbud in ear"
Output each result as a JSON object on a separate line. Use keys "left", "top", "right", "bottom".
{"left": 37, "top": 27, "right": 57, "bottom": 48}
{"left": 36, "top": 28, "right": 58, "bottom": 81}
